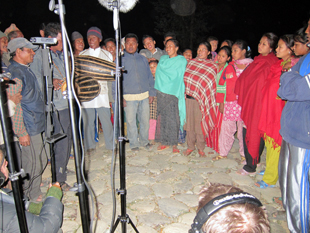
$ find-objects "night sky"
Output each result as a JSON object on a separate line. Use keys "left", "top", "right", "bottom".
{"left": 1, "top": 0, "right": 310, "bottom": 56}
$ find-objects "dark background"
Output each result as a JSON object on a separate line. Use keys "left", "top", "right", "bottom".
{"left": 1, "top": 0, "right": 310, "bottom": 57}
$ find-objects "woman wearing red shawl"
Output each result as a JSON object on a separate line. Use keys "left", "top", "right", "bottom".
{"left": 235, "top": 33, "right": 279, "bottom": 175}
{"left": 183, "top": 42, "right": 217, "bottom": 157}
{"left": 256, "top": 35, "right": 299, "bottom": 188}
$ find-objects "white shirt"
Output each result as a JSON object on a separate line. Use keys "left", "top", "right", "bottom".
{"left": 79, "top": 47, "right": 113, "bottom": 108}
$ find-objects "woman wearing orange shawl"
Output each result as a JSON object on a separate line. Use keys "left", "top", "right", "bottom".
{"left": 235, "top": 33, "right": 279, "bottom": 175}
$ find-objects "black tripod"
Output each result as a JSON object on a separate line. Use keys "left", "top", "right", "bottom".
{"left": 110, "top": 1, "right": 139, "bottom": 232}
{"left": 0, "top": 68, "right": 28, "bottom": 233}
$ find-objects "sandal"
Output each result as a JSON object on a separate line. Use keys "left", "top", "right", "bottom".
{"left": 258, "top": 170, "right": 265, "bottom": 176}
{"left": 172, "top": 147, "right": 180, "bottom": 154}
{"left": 60, "top": 182, "right": 72, "bottom": 192}
{"left": 157, "top": 145, "right": 169, "bottom": 151}
{"left": 198, "top": 150, "right": 206, "bottom": 157}
{"left": 255, "top": 180, "right": 275, "bottom": 189}
{"left": 272, "top": 197, "right": 283, "bottom": 206}
{"left": 241, "top": 156, "right": 246, "bottom": 165}
{"left": 183, "top": 149, "right": 194, "bottom": 156}
{"left": 212, "top": 155, "right": 227, "bottom": 161}
{"left": 236, "top": 168, "right": 256, "bottom": 176}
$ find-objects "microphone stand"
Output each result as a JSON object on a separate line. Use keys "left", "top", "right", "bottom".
{"left": 40, "top": 43, "right": 66, "bottom": 183}
{"left": 0, "top": 71, "right": 28, "bottom": 232}
{"left": 50, "top": 0, "right": 90, "bottom": 232}
{"left": 110, "top": 1, "right": 139, "bottom": 232}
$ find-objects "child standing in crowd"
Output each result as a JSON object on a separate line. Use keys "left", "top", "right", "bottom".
{"left": 220, "top": 39, "right": 234, "bottom": 48}
{"left": 206, "top": 46, "right": 231, "bottom": 153}
{"left": 293, "top": 28, "right": 310, "bottom": 57}
{"left": 149, "top": 60, "right": 159, "bottom": 145}
{"left": 213, "top": 40, "right": 253, "bottom": 161}
{"left": 182, "top": 49, "right": 193, "bottom": 61}
{"left": 207, "top": 36, "right": 218, "bottom": 61}
{"left": 257, "top": 35, "right": 298, "bottom": 188}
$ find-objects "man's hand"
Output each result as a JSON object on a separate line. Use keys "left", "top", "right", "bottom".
{"left": 149, "top": 96, "right": 154, "bottom": 104}
{"left": 123, "top": 99, "right": 127, "bottom": 107}
{"left": 8, "top": 91, "right": 22, "bottom": 104}
{"left": 219, "top": 103, "right": 224, "bottom": 114}
{"left": 53, "top": 79, "right": 63, "bottom": 90}
{"left": 19, "top": 135, "right": 30, "bottom": 147}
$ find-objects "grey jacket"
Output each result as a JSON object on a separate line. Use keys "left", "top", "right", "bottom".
{"left": 0, "top": 191, "right": 63, "bottom": 233}
{"left": 30, "top": 48, "right": 69, "bottom": 111}
{"left": 139, "top": 47, "right": 165, "bottom": 61}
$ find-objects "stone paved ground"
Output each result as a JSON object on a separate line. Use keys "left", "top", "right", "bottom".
{"left": 42, "top": 137, "right": 289, "bottom": 233}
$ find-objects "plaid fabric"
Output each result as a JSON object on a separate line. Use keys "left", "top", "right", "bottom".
{"left": 184, "top": 58, "right": 217, "bottom": 138}
{"left": 149, "top": 96, "right": 157, "bottom": 120}
{"left": 7, "top": 78, "right": 28, "bottom": 137}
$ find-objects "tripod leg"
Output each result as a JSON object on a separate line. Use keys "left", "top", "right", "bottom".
{"left": 50, "top": 143, "right": 56, "bottom": 183}
{"left": 127, "top": 214, "right": 139, "bottom": 233}
{"left": 111, "top": 216, "right": 120, "bottom": 233}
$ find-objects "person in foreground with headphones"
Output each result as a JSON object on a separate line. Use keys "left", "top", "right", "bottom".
{"left": 0, "top": 150, "right": 64, "bottom": 233}
{"left": 189, "top": 182, "right": 270, "bottom": 233}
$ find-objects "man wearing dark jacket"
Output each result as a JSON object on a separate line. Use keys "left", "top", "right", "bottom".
{"left": 7, "top": 38, "right": 46, "bottom": 202}
{"left": 122, "top": 33, "right": 156, "bottom": 151}
{"left": 277, "top": 18, "right": 310, "bottom": 233}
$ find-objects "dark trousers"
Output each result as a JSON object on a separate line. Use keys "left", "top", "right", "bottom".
{"left": 242, "top": 127, "right": 264, "bottom": 172}
{"left": 53, "top": 109, "right": 72, "bottom": 183}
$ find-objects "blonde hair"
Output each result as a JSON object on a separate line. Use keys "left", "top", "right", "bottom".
{"left": 198, "top": 183, "right": 270, "bottom": 233}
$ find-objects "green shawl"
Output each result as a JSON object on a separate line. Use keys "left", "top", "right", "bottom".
{"left": 154, "top": 55, "right": 187, "bottom": 129}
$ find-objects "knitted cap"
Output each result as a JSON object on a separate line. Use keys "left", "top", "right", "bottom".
{"left": 71, "top": 31, "right": 83, "bottom": 42}
{"left": 87, "top": 27, "right": 102, "bottom": 40}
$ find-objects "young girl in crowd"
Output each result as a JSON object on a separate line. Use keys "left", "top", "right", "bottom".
{"left": 293, "top": 28, "right": 310, "bottom": 57}
{"left": 207, "top": 36, "right": 218, "bottom": 61}
{"left": 257, "top": 35, "right": 298, "bottom": 188}
{"left": 213, "top": 41, "right": 253, "bottom": 161}
{"left": 235, "top": 33, "right": 279, "bottom": 176}
{"left": 220, "top": 39, "right": 233, "bottom": 48}
{"left": 206, "top": 46, "right": 231, "bottom": 153}
{"left": 148, "top": 60, "right": 159, "bottom": 144}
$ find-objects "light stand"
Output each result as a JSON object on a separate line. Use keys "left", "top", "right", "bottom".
{"left": 110, "top": 1, "right": 139, "bottom": 232}
{"left": 50, "top": 0, "right": 91, "bottom": 232}
{"left": 0, "top": 72, "right": 28, "bottom": 232}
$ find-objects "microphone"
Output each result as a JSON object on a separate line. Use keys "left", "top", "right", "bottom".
{"left": 98, "top": 0, "right": 138, "bottom": 13}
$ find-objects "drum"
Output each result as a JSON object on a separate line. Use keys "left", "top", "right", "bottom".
{"left": 74, "top": 55, "right": 115, "bottom": 81}
{"left": 74, "top": 76, "right": 101, "bottom": 102}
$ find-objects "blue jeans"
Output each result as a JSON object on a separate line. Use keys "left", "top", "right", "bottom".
{"left": 124, "top": 98, "right": 149, "bottom": 148}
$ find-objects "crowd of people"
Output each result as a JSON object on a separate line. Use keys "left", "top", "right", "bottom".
{"left": 0, "top": 14, "right": 309, "bottom": 232}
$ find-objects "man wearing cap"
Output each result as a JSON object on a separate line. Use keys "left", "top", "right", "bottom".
{"left": 71, "top": 31, "right": 84, "bottom": 57}
{"left": 79, "top": 26, "right": 114, "bottom": 154}
{"left": 7, "top": 37, "right": 46, "bottom": 202}
{"left": 30, "top": 22, "right": 72, "bottom": 191}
